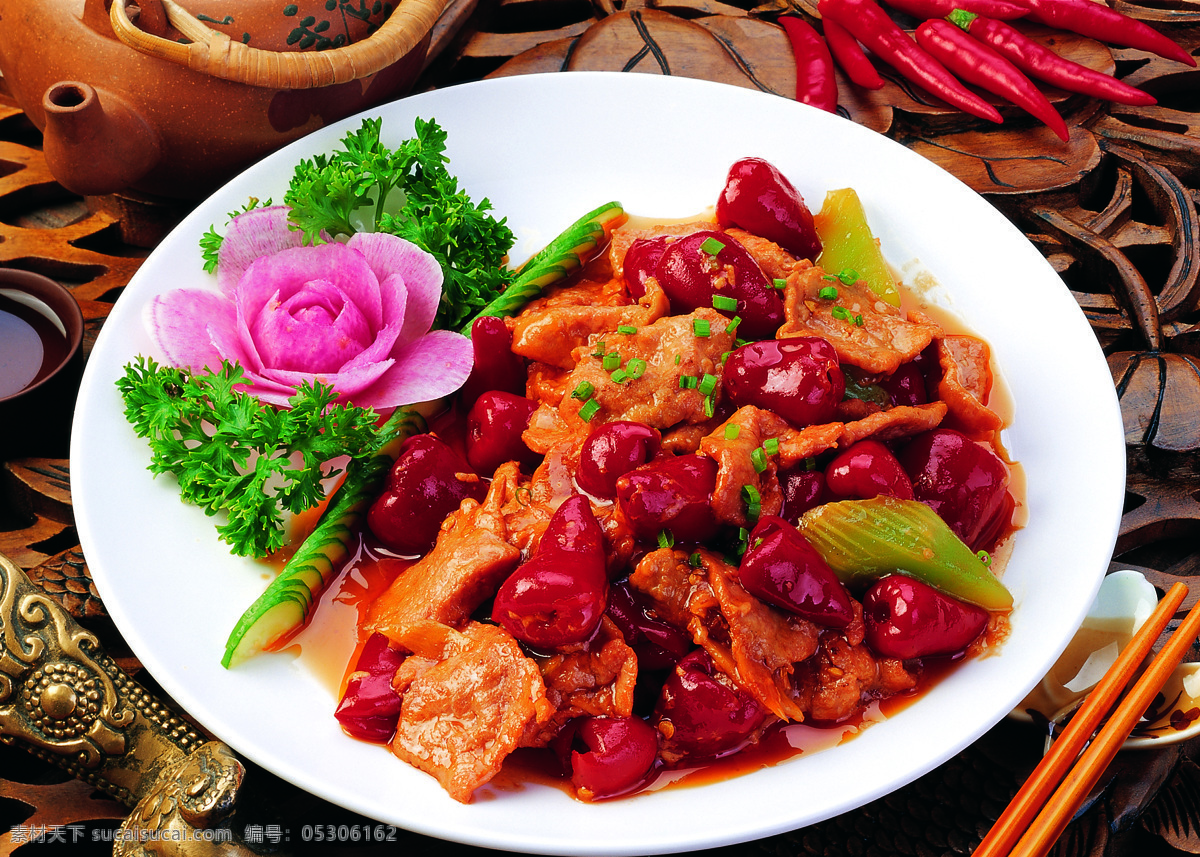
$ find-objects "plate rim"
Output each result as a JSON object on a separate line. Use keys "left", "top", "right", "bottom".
{"left": 70, "top": 71, "right": 1126, "bottom": 855}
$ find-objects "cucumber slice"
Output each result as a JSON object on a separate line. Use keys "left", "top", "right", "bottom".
{"left": 222, "top": 407, "right": 427, "bottom": 667}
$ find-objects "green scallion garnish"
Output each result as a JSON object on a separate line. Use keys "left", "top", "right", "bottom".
{"left": 712, "top": 294, "right": 738, "bottom": 312}
{"left": 579, "top": 398, "right": 601, "bottom": 422}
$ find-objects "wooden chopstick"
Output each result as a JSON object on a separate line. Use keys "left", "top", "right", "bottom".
{"left": 973, "top": 580, "right": 1190, "bottom": 857}
{"left": 1009, "top": 590, "right": 1200, "bottom": 857}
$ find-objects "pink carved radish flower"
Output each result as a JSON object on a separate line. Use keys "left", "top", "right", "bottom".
{"left": 145, "top": 206, "right": 473, "bottom": 410}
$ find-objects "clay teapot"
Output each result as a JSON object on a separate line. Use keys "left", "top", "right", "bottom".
{"left": 0, "top": 0, "right": 446, "bottom": 200}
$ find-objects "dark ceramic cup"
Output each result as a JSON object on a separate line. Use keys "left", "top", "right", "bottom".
{"left": 0, "top": 268, "right": 84, "bottom": 458}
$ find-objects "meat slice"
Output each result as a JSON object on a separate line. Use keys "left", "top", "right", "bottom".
{"left": 629, "top": 548, "right": 818, "bottom": 722}
{"left": 699, "top": 406, "right": 790, "bottom": 527}
{"left": 556, "top": 308, "right": 735, "bottom": 430}
{"left": 511, "top": 285, "right": 669, "bottom": 369}
{"left": 791, "top": 603, "right": 920, "bottom": 722}
{"left": 838, "top": 402, "right": 947, "bottom": 446}
{"left": 778, "top": 264, "right": 942, "bottom": 375}
{"left": 527, "top": 616, "right": 639, "bottom": 745}
{"left": 724, "top": 228, "right": 803, "bottom": 282}
{"left": 936, "top": 333, "right": 1004, "bottom": 433}
{"left": 364, "top": 467, "right": 521, "bottom": 638}
{"left": 389, "top": 620, "right": 553, "bottom": 803}
{"left": 775, "top": 422, "right": 845, "bottom": 469}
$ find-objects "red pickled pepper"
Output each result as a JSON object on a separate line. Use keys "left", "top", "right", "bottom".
{"left": 946, "top": 10, "right": 1157, "bottom": 106}
{"left": 823, "top": 16, "right": 884, "bottom": 89}
{"left": 882, "top": 0, "right": 1030, "bottom": 21}
{"left": 780, "top": 16, "right": 839, "bottom": 112}
{"left": 817, "top": 0, "right": 1004, "bottom": 123}
{"left": 915, "top": 19, "right": 1069, "bottom": 141}
{"left": 1022, "top": 0, "right": 1196, "bottom": 67}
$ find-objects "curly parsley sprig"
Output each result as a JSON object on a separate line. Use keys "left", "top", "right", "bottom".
{"left": 117, "top": 357, "right": 382, "bottom": 558}
{"left": 283, "top": 116, "right": 516, "bottom": 331}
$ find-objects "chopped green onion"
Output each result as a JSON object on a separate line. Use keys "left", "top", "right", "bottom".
{"left": 617, "top": 324, "right": 637, "bottom": 335}
{"left": 679, "top": 375, "right": 698, "bottom": 389}
{"left": 734, "top": 338, "right": 751, "bottom": 349}
{"left": 725, "top": 424, "right": 740, "bottom": 440}
{"left": 831, "top": 305, "right": 851, "bottom": 320}
{"left": 822, "top": 274, "right": 838, "bottom": 282}
{"left": 591, "top": 340, "right": 607, "bottom": 358}
{"left": 657, "top": 529, "right": 676, "bottom": 549}
{"left": 700, "top": 237, "right": 726, "bottom": 256}
{"left": 725, "top": 316, "right": 742, "bottom": 336}
{"left": 611, "top": 368, "right": 629, "bottom": 384}
{"left": 854, "top": 314, "right": 865, "bottom": 327}
{"left": 688, "top": 551, "right": 703, "bottom": 568}
{"left": 763, "top": 437, "right": 780, "bottom": 455}
{"left": 704, "top": 394, "right": 716, "bottom": 418}
{"left": 674, "top": 353, "right": 682, "bottom": 365}
{"left": 818, "top": 285, "right": 839, "bottom": 300}
{"left": 712, "top": 294, "right": 738, "bottom": 312}
{"left": 603, "top": 351, "right": 621, "bottom": 371}
{"left": 751, "top": 447, "right": 768, "bottom": 474}
{"left": 721, "top": 351, "right": 732, "bottom": 364}
{"left": 804, "top": 457, "right": 818, "bottom": 471}
{"left": 838, "top": 269, "right": 860, "bottom": 285}
{"left": 579, "top": 399, "right": 601, "bottom": 422}
{"left": 741, "top": 484, "right": 762, "bottom": 520}
{"left": 698, "top": 373, "right": 718, "bottom": 396}
{"left": 693, "top": 318, "right": 711, "bottom": 337}
{"left": 773, "top": 278, "right": 787, "bottom": 290}
{"left": 571, "top": 381, "right": 595, "bottom": 401}
{"left": 627, "top": 358, "right": 647, "bottom": 379}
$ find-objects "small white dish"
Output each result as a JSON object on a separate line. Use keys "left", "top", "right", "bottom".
{"left": 1016, "top": 570, "right": 1200, "bottom": 751}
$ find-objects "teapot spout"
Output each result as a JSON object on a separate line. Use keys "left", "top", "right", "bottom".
{"left": 41, "top": 81, "right": 162, "bottom": 197}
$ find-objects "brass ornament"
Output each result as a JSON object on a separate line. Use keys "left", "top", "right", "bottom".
{"left": 1, "top": 552, "right": 261, "bottom": 854}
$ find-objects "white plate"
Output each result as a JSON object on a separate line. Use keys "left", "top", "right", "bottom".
{"left": 71, "top": 72, "right": 1125, "bottom": 855}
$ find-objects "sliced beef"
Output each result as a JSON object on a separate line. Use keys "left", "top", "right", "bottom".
{"left": 556, "top": 308, "right": 735, "bottom": 431}
{"left": 389, "top": 620, "right": 553, "bottom": 803}
{"left": 778, "top": 264, "right": 941, "bottom": 375}
{"left": 629, "top": 548, "right": 818, "bottom": 722}
{"left": 364, "top": 471, "right": 521, "bottom": 638}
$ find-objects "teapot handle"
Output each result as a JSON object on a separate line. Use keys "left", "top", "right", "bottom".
{"left": 108, "top": 0, "right": 447, "bottom": 89}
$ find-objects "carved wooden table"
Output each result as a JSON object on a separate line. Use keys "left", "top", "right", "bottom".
{"left": 3, "top": 2, "right": 1200, "bottom": 855}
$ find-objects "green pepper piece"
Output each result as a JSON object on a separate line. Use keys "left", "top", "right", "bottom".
{"left": 798, "top": 496, "right": 1012, "bottom": 611}
{"left": 813, "top": 188, "right": 902, "bottom": 308}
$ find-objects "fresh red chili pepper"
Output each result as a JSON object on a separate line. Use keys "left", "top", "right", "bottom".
{"left": 781, "top": 16, "right": 839, "bottom": 112}
{"left": 1022, "top": 0, "right": 1195, "bottom": 67}
{"left": 947, "top": 10, "right": 1157, "bottom": 106}
{"left": 883, "top": 0, "right": 1029, "bottom": 21}
{"left": 822, "top": 16, "right": 884, "bottom": 89}
{"left": 818, "top": 0, "right": 1004, "bottom": 123}
{"left": 915, "top": 20, "right": 1069, "bottom": 141}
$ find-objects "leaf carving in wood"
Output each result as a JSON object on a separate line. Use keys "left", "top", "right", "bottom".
{"left": 1141, "top": 757, "right": 1200, "bottom": 853}
{"left": 563, "top": 8, "right": 793, "bottom": 95}
{"left": 904, "top": 123, "right": 1102, "bottom": 195}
